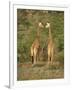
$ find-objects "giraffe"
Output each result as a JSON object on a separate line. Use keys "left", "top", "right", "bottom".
{"left": 45, "top": 22, "right": 54, "bottom": 64}
{"left": 30, "top": 22, "right": 44, "bottom": 65}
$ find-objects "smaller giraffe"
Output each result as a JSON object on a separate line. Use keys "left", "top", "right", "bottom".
{"left": 30, "top": 22, "right": 44, "bottom": 65}
{"left": 45, "top": 22, "right": 54, "bottom": 64}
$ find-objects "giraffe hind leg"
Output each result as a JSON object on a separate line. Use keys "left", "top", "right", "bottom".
{"left": 31, "top": 56, "right": 34, "bottom": 64}
{"left": 50, "top": 56, "right": 51, "bottom": 61}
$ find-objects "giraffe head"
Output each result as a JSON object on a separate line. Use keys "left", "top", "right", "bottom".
{"left": 36, "top": 22, "right": 44, "bottom": 38}
{"left": 38, "top": 22, "right": 44, "bottom": 28}
{"left": 45, "top": 22, "right": 50, "bottom": 28}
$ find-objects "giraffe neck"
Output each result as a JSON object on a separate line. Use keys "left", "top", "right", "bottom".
{"left": 49, "top": 26, "right": 52, "bottom": 40}
{"left": 37, "top": 28, "right": 40, "bottom": 41}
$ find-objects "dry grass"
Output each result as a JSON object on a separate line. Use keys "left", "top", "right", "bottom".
{"left": 17, "top": 60, "right": 64, "bottom": 80}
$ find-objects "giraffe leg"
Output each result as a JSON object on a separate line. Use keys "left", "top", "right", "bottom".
{"left": 33, "top": 53, "right": 37, "bottom": 66}
{"left": 51, "top": 48, "right": 54, "bottom": 64}
{"left": 33, "top": 48, "right": 37, "bottom": 65}
{"left": 48, "top": 47, "right": 51, "bottom": 64}
{"left": 37, "top": 48, "right": 40, "bottom": 62}
{"left": 48, "top": 55, "right": 50, "bottom": 64}
{"left": 31, "top": 48, "right": 34, "bottom": 64}
{"left": 31, "top": 56, "right": 34, "bottom": 64}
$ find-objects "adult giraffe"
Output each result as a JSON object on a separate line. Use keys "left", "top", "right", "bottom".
{"left": 45, "top": 22, "right": 54, "bottom": 64}
{"left": 30, "top": 22, "right": 44, "bottom": 65}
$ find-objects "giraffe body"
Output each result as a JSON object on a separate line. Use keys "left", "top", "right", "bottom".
{"left": 30, "top": 22, "right": 43, "bottom": 65}
{"left": 45, "top": 22, "right": 54, "bottom": 64}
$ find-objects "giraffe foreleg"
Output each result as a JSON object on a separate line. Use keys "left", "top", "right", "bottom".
{"left": 33, "top": 48, "right": 37, "bottom": 65}
{"left": 48, "top": 48, "right": 51, "bottom": 64}
{"left": 31, "top": 47, "right": 34, "bottom": 64}
{"left": 51, "top": 48, "right": 54, "bottom": 64}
